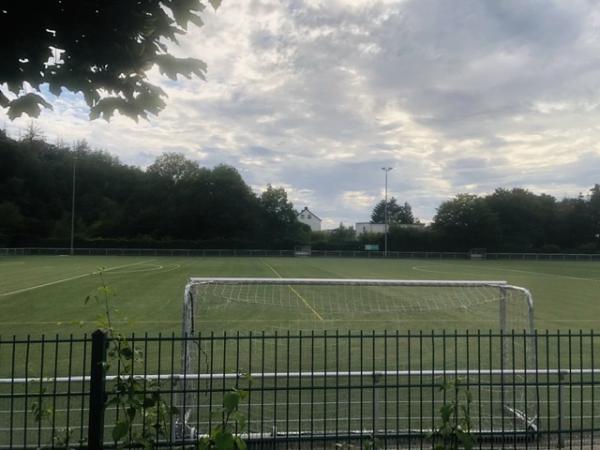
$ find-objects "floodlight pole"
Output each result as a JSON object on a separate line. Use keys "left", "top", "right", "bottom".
{"left": 381, "top": 167, "right": 393, "bottom": 256}
{"left": 70, "top": 152, "right": 77, "bottom": 256}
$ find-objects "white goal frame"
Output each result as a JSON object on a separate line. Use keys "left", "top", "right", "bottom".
{"left": 182, "top": 277, "right": 534, "bottom": 339}
{"left": 178, "top": 278, "right": 535, "bottom": 439}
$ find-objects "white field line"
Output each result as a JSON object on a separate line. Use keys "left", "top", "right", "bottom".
{"left": 261, "top": 260, "right": 324, "bottom": 320}
{"left": 5, "top": 317, "right": 599, "bottom": 326}
{"left": 0, "top": 260, "right": 154, "bottom": 297}
{"left": 0, "top": 319, "right": 183, "bottom": 326}
{"left": 0, "top": 318, "right": 600, "bottom": 326}
{"left": 412, "top": 264, "right": 600, "bottom": 282}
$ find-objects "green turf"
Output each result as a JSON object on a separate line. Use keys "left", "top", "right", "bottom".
{"left": 0, "top": 255, "right": 599, "bottom": 337}
{"left": 1, "top": 255, "right": 598, "bottom": 448}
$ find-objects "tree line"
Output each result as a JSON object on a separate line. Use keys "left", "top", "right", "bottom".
{"left": 313, "top": 188, "right": 600, "bottom": 253}
{"left": 1, "top": 130, "right": 599, "bottom": 253}
{"left": 0, "top": 130, "right": 307, "bottom": 248}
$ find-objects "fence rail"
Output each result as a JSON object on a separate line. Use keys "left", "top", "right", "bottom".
{"left": 2, "top": 247, "right": 600, "bottom": 260}
{"left": 1, "top": 330, "right": 600, "bottom": 449}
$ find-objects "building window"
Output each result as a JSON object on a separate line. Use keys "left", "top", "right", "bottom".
{"left": 308, "top": 214, "right": 312, "bottom": 219}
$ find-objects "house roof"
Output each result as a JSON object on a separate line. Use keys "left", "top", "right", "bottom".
{"left": 298, "top": 206, "right": 322, "bottom": 221}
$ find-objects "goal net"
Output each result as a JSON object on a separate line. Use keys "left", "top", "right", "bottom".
{"left": 470, "top": 248, "right": 488, "bottom": 259}
{"left": 294, "top": 245, "right": 311, "bottom": 256}
{"left": 177, "top": 278, "right": 536, "bottom": 442}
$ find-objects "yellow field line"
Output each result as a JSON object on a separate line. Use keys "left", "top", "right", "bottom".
{"left": 0, "top": 260, "right": 154, "bottom": 297}
{"left": 261, "top": 260, "right": 324, "bottom": 320}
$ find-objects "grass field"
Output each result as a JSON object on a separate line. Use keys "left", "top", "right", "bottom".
{"left": 1, "top": 255, "right": 599, "bottom": 448}
{"left": 1, "top": 255, "right": 599, "bottom": 337}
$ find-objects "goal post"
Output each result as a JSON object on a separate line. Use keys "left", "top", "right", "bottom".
{"left": 294, "top": 245, "right": 312, "bottom": 256}
{"left": 182, "top": 277, "right": 534, "bottom": 338}
{"left": 177, "top": 278, "right": 536, "bottom": 440}
{"left": 470, "top": 248, "right": 488, "bottom": 259}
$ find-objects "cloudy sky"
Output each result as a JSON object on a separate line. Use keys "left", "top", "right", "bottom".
{"left": 4, "top": 0, "right": 600, "bottom": 228}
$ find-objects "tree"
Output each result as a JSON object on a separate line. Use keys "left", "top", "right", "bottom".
{"left": 0, "top": 0, "right": 221, "bottom": 121}
{"left": 259, "top": 185, "right": 298, "bottom": 227}
{"left": 433, "top": 194, "right": 500, "bottom": 250}
{"left": 371, "top": 197, "right": 415, "bottom": 224}
{"left": 590, "top": 184, "right": 600, "bottom": 241}
{"left": 259, "top": 185, "right": 308, "bottom": 246}
{"left": 328, "top": 223, "right": 356, "bottom": 243}
{"left": 485, "top": 188, "right": 555, "bottom": 250}
{"left": 554, "top": 196, "right": 593, "bottom": 250}
{"left": 147, "top": 152, "right": 201, "bottom": 183}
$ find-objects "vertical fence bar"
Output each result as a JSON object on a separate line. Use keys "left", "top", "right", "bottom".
{"left": 592, "top": 330, "right": 595, "bottom": 449}
{"left": 7, "top": 330, "right": 600, "bottom": 450}
{"left": 88, "top": 329, "right": 108, "bottom": 450}
{"left": 8, "top": 336, "right": 16, "bottom": 449}
{"left": 557, "top": 331, "right": 565, "bottom": 449}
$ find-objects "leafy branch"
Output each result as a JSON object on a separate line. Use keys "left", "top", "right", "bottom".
{"left": 86, "top": 268, "right": 178, "bottom": 449}
{"left": 430, "top": 379, "right": 476, "bottom": 450}
{"left": 30, "top": 384, "right": 79, "bottom": 449}
{"left": 198, "top": 388, "right": 249, "bottom": 450}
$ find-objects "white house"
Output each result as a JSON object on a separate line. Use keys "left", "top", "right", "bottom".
{"left": 297, "top": 207, "right": 322, "bottom": 231}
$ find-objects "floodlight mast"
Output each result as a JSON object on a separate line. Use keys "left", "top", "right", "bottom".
{"left": 70, "top": 152, "right": 77, "bottom": 256}
{"left": 381, "top": 167, "right": 393, "bottom": 256}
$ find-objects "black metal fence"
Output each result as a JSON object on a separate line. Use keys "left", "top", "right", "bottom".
{"left": 2, "top": 247, "right": 600, "bottom": 260}
{"left": 1, "top": 330, "right": 600, "bottom": 449}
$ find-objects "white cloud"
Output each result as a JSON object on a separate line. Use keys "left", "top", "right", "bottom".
{"left": 3, "top": 0, "right": 600, "bottom": 224}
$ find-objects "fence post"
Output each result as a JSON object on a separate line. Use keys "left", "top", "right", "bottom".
{"left": 88, "top": 329, "right": 108, "bottom": 450}
{"left": 558, "top": 369, "right": 565, "bottom": 448}
{"left": 373, "top": 372, "right": 381, "bottom": 442}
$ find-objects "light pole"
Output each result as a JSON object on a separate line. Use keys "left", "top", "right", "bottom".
{"left": 381, "top": 167, "right": 393, "bottom": 256}
{"left": 70, "top": 152, "right": 77, "bottom": 256}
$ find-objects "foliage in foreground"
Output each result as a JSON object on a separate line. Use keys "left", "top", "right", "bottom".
{"left": 430, "top": 380, "right": 475, "bottom": 450}
{"left": 87, "top": 270, "right": 177, "bottom": 449}
{"left": 1, "top": 1, "right": 221, "bottom": 121}
{"left": 198, "top": 388, "right": 248, "bottom": 450}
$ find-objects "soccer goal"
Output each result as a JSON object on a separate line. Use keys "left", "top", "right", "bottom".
{"left": 294, "top": 245, "right": 312, "bottom": 256}
{"left": 176, "top": 278, "right": 536, "bottom": 442}
{"left": 470, "top": 248, "right": 488, "bottom": 259}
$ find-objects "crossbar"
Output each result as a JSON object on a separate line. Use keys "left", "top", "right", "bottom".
{"left": 187, "top": 277, "right": 509, "bottom": 286}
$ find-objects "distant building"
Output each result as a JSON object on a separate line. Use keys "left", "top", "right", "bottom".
{"left": 355, "top": 222, "right": 424, "bottom": 235}
{"left": 355, "top": 222, "right": 386, "bottom": 235}
{"left": 297, "top": 207, "right": 322, "bottom": 231}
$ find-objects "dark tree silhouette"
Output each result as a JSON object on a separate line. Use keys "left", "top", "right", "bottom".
{"left": 0, "top": 0, "right": 221, "bottom": 121}
{"left": 371, "top": 197, "right": 415, "bottom": 224}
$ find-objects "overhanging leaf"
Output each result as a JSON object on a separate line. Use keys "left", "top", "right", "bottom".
{"left": 223, "top": 391, "right": 240, "bottom": 413}
{"left": 209, "top": 0, "right": 222, "bottom": 10}
{"left": 0, "top": 90, "right": 9, "bottom": 108}
{"left": 112, "top": 420, "right": 129, "bottom": 442}
{"left": 7, "top": 93, "right": 53, "bottom": 120}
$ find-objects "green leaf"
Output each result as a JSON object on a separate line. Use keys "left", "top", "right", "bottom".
{"left": 234, "top": 435, "right": 247, "bottom": 450}
{"left": 214, "top": 430, "right": 234, "bottom": 450}
{"left": 230, "top": 411, "right": 246, "bottom": 430}
{"left": 126, "top": 406, "right": 137, "bottom": 421}
{"left": 112, "top": 420, "right": 129, "bottom": 442}
{"left": 0, "top": 90, "right": 9, "bottom": 108}
{"left": 155, "top": 54, "right": 207, "bottom": 81}
{"left": 209, "top": 0, "right": 222, "bottom": 9}
{"left": 198, "top": 437, "right": 210, "bottom": 450}
{"left": 7, "top": 93, "right": 53, "bottom": 120}
{"left": 223, "top": 391, "right": 240, "bottom": 413}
